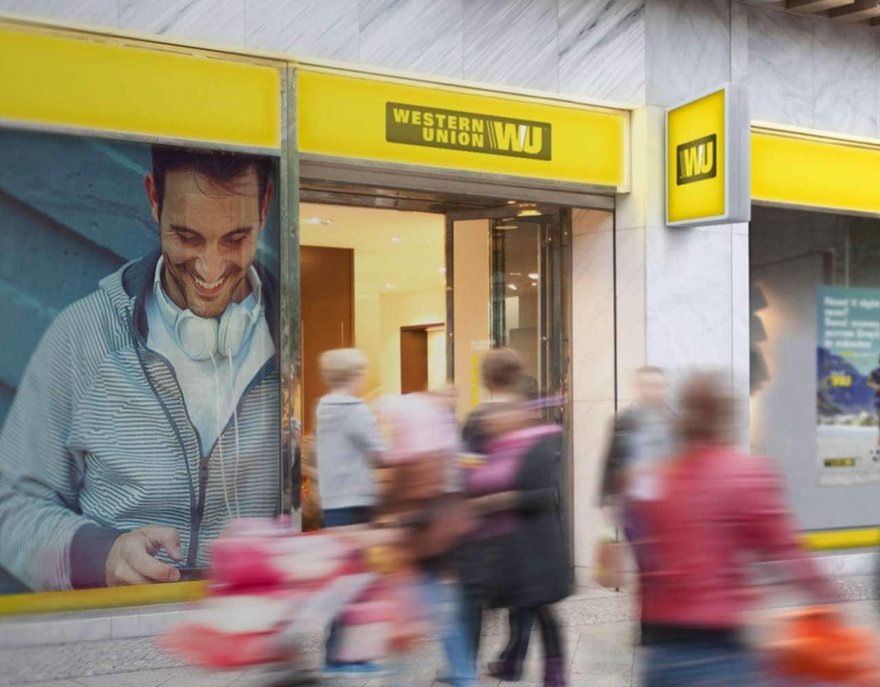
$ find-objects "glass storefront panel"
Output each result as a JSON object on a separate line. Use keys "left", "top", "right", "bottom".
{"left": 0, "top": 128, "right": 281, "bottom": 593}
{"left": 750, "top": 205, "right": 880, "bottom": 529}
{"left": 491, "top": 218, "right": 542, "bottom": 395}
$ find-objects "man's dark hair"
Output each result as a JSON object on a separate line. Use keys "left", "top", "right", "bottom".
{"left": 679, "top": 371, "right": 733, "bottom": 445}
{"left": 481, "top": 348, "right": 524, "bottom": 393}
{"left": 150, "top": 146, "right": 272, "bottom": 216}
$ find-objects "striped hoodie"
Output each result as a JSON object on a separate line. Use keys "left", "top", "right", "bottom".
{"left": 0, "top": 251, "right": 279, "bottom": 591}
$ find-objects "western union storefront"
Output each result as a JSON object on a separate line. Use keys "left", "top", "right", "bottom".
{"left": 662, "top": 86, "right": 880, "bottom": 553}
{"left": 2, "top": 15, "right": 878, "bottom": 627}
{"left": 0, "top": 19, "right": 627, "bottom": 619}
{"left": 749, "top": 129, "right": 880, "bottom": 552}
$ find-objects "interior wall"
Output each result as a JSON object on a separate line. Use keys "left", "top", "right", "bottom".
{"left": 378, "top": 289, "right": 446, "bottom": 397}
{"left": 453, "top": 219, "right": 491, "bottom": 419}
{"left": 355, "top": 291, "right": 383, "bottom": 399}
{"left": 428, "top": 328, "right": 447, "bottom": 390}
{"left": 301, "top": 203, "right": 446, "bottom": 401}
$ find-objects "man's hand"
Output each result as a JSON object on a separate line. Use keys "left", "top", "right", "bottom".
{"left": 105, "top": 526, "right": 184, "bottom": 586}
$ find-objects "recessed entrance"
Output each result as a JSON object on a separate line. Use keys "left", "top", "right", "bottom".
{"left": 297, "top": 176, "right": 613, "bottom": 536}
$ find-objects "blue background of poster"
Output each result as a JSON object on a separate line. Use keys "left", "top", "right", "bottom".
{"left": 0, "top": 128, "right": 279, "bottom": 428}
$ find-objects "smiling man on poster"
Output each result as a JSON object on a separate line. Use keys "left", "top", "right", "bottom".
{"left": 0, "top": 146, "right": 279, "bottom": 591}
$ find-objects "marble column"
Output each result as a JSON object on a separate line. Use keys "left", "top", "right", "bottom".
{"left": 636, "top": 0, "right": 749, "bottom": 426}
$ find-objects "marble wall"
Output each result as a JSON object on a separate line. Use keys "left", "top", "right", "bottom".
{"left": 6, "top": 0, "right": 875, "bottom": 136}
{"left": 570, "top": 209, "right": 616, "bottom": 573}
{"left": 739, "top": 1, "right": 879, "bottom": 139}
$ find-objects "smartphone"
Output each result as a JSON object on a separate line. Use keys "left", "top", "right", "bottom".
{"left": 176, "top": 566, "right": 206, "bottom": 582}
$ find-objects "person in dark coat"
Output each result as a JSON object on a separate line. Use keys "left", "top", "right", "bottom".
{"left": 460, "top": 385, "right": 571, "bottom": 687}
{"left": 490, "top": 410, "right": 571, "bottom": 687}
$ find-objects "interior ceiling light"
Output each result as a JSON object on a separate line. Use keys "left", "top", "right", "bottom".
{"left": 390, "top": 236, "right": 402, "bottom": 243}
{"left": 437, "top": 267, "right": 447, "bottom": 273}
{"left": 507, "top": 284, "right": 518, "bottom": 291}
{"left": 515, "top": 202, "right": 541, "bottom": 218}
{"left": 304, "top": 217, "right": 331, "bottom": 225}
{"left": 528, "top": 272, "right": 539, "bottom": 280}
{"left": 495, "top": 223, "right": 518, "bottom": 231}
{"left": 385, "top": 282, "right": 394, "bottom": 290}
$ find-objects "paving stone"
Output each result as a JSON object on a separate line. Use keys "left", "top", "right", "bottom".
{"left": 4, "top": 595, "right": 880, "bottom": 687}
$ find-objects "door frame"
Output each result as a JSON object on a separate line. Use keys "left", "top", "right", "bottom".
{"left": 445, "top": 206, "right": 577, "bottom": 553}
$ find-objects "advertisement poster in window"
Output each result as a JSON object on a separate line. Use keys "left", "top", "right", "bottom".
{"left": 0, "top": 128, "right": 280, "bottom": 593}
{"left": 817, "top": 285, "right": 880, "bottom": 485}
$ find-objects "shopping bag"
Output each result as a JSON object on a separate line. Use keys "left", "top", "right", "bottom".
{"left": 594, "top": 537, "right": 625, "bottom": 589}
{"left": 766, "top": 607, "right": 880, "bottom": 685}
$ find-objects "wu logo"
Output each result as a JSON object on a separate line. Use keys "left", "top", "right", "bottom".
{"left": 676, "top": 134, "right": 717, "bottom": 185}
{"left": 386, "top": 102, "right": 552, "bottom": 160}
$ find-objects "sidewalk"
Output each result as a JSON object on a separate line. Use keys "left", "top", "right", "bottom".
{"left": 3, "top": 575, "right": 879, "bottom": 687}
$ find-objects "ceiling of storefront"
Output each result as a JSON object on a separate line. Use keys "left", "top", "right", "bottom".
{"left": 299, "top": 202, "right": 446, "bottom": 297}
{"left": 746, "top": 0, "right": 880, "bottom": 25}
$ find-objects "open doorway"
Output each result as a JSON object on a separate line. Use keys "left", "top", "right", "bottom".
{"left": 299, "top": 203, "right": 447, "bottom": 430}
{"left": 297, "top": 181, "right": 610, "bottom": 541}
{"left": 400, "top": 323, "right": 445, "bottom": 394}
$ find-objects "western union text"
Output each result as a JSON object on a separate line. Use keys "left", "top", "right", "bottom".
{"left": 386, "top": 102, "right": 551, "bottom": 160}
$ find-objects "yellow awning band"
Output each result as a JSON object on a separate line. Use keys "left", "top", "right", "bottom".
{"left": 0, "top": 26, "right": 281, "bottom": 149}
{"left": 752, "top": 128, "right": 880, "bottom": 215}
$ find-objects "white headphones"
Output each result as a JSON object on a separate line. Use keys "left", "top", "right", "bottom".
{"left": 154, "top": 257, "right": 263, "bottom": 361}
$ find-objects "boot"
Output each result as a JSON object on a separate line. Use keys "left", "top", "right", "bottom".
{"left": 543, "top": 657, "right": 567, "bottom": 687}
{"left": 487, "top": 657, "right": 524, "bottom": 681}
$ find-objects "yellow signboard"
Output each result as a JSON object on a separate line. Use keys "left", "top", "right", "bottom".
{"left": 0, "top": 26, "right": 281, "bottom": 149}
{"left": 752, "top": 129, "right": 880, "bottom": 215}
{"left": 297, "top": 69, "right": 627, "bottom": 189}
{"left": 666, "top": 85, "right": 749, "bottom": 226}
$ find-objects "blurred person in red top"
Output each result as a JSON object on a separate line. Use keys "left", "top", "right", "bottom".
{"left": 631, "top": 371, "right": 837, "bottom": 687}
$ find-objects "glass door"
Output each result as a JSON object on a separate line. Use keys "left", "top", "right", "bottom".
{"left": 448, "top": 206, "right": 571, "bottom": 549}
{"left": 490, "top": 210, "right": 567, "bottom": 421}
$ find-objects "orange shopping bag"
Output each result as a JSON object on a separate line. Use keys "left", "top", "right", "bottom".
{"left": 766, "top": 607, "right": 880, "bottom": 686}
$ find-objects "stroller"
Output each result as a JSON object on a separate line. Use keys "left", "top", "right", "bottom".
{"left": 160, "top": 517, "right": 424, "bottom": 686}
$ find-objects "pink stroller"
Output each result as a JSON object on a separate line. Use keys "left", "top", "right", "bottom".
{"left": 160, "top": 518, "right": 421, "bottom": 685}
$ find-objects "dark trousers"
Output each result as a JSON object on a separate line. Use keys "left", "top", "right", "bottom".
{"left": 464, "top": 597, "right": 563, "bottom": 667}
{"left": 323, "top": 507, "right": 373, "bottom": 664}
{"left": 498, "top": 606, "right": 563, "bottom": 662}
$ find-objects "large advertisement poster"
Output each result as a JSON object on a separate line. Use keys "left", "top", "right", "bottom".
{"left": 817, "top": 286, "right": 880, "bottom": 485}
{"left": 0, "top": 128, "right": 280, "bottom": 592}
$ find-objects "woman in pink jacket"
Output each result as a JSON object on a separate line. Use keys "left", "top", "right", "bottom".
{"left": 630, "top": 372, "right": 836, "bottom": 687}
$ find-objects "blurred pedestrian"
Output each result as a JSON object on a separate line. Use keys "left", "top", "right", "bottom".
{"left": 376, "top": 392, "right": 478, "bottom": 687}
{"left": 315, "top": 348, "right": 386, "bottom": 677}
{"left": 631, "top": 371, "right": 837, "bottom": 687}
{"left": 484, "top": 401, "right": 571, "bottom": 687}
{"left": 599, "top": 366, "right": 675, "bottom": 516}
{"left": 459, "top": 349, "right": 571, "bottom": 685}
{"left": 462, "top": 348, "right": 527, "bottom": 454}
{"left": 458, "top": 349, "right": 527, "bottom": 678}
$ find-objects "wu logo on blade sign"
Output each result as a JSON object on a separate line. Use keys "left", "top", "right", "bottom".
{"left": 676, "top": 134, "right": 717, "bottom": 185}
{"left": 386, "top": 102, "right": 552, "bottom": 160}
